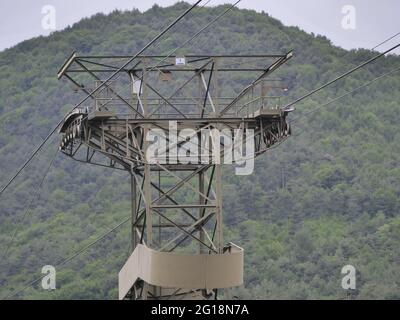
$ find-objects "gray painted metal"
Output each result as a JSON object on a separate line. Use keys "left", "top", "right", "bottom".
{"left": 57, "top": 53, "right": 293, "bottom": 300}
{"left": 118, "top": 243, "right": 243, "bottom": 300}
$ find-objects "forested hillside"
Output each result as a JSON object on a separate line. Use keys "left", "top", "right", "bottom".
{"left": 0, "top": 2, "right": 399, "bottom": 299}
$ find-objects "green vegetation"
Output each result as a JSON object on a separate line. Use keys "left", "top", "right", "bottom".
{"left": 0, "top": 2, "right": 399, "bottom": 299}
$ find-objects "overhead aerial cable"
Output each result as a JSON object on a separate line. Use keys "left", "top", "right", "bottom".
{"left": 0, "top": 0, "right": 203, "bottom": 198}
{"left": 372, "top": 31, "right": 400, "bottom": 50}
{"left": 3, "top": 0, "right": 243, "bottom": 299}
{"left": 289, "top": 66, "right": 400, "bottom": 123}
{"left": 1, "top": 146, "right": 59, "bottom": 261}
{"left": 284, "top": 43, "right": 400, "bottom": 110}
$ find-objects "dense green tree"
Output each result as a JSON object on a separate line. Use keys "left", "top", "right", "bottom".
{"left": 0, "top": 2, "right": 399, "bottom": 299}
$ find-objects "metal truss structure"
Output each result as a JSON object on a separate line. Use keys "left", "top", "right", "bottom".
{"left": 57, "top": 51, "right": 293, "bottom": 300}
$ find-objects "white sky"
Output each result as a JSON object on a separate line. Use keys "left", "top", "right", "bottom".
{"left": 0, "top": 0, "right": 399, "bottom": 53}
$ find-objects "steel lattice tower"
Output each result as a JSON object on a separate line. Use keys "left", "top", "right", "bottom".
{"left": 57, "top": 51, "right": 293, "bottom": 299}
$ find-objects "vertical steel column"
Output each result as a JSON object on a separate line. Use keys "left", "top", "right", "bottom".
{"left": 142, "top": 59, "right": 152, "bottom": 299}
{"left": 215, "top": 164, "right": 223, "bottom": 253}
{"left": 143, "top": 133, "right": 152, "bottom": 247}
{"left": 213, "top": 60, "right": 223, "bottom": 253}
{"left": 158, "top": 171, "right": 162, "bottom": 248}
{"left": 214, "top": 57, "right": 220, "bottom": 116}
{"left": 197, "top": 73, "right": 203, "bottom": 115}
{"left": 199, "top": 170, "right": 205, "bottom": 254}
{"left": 131, "top": 173, "right": 137, "bottom": 253}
